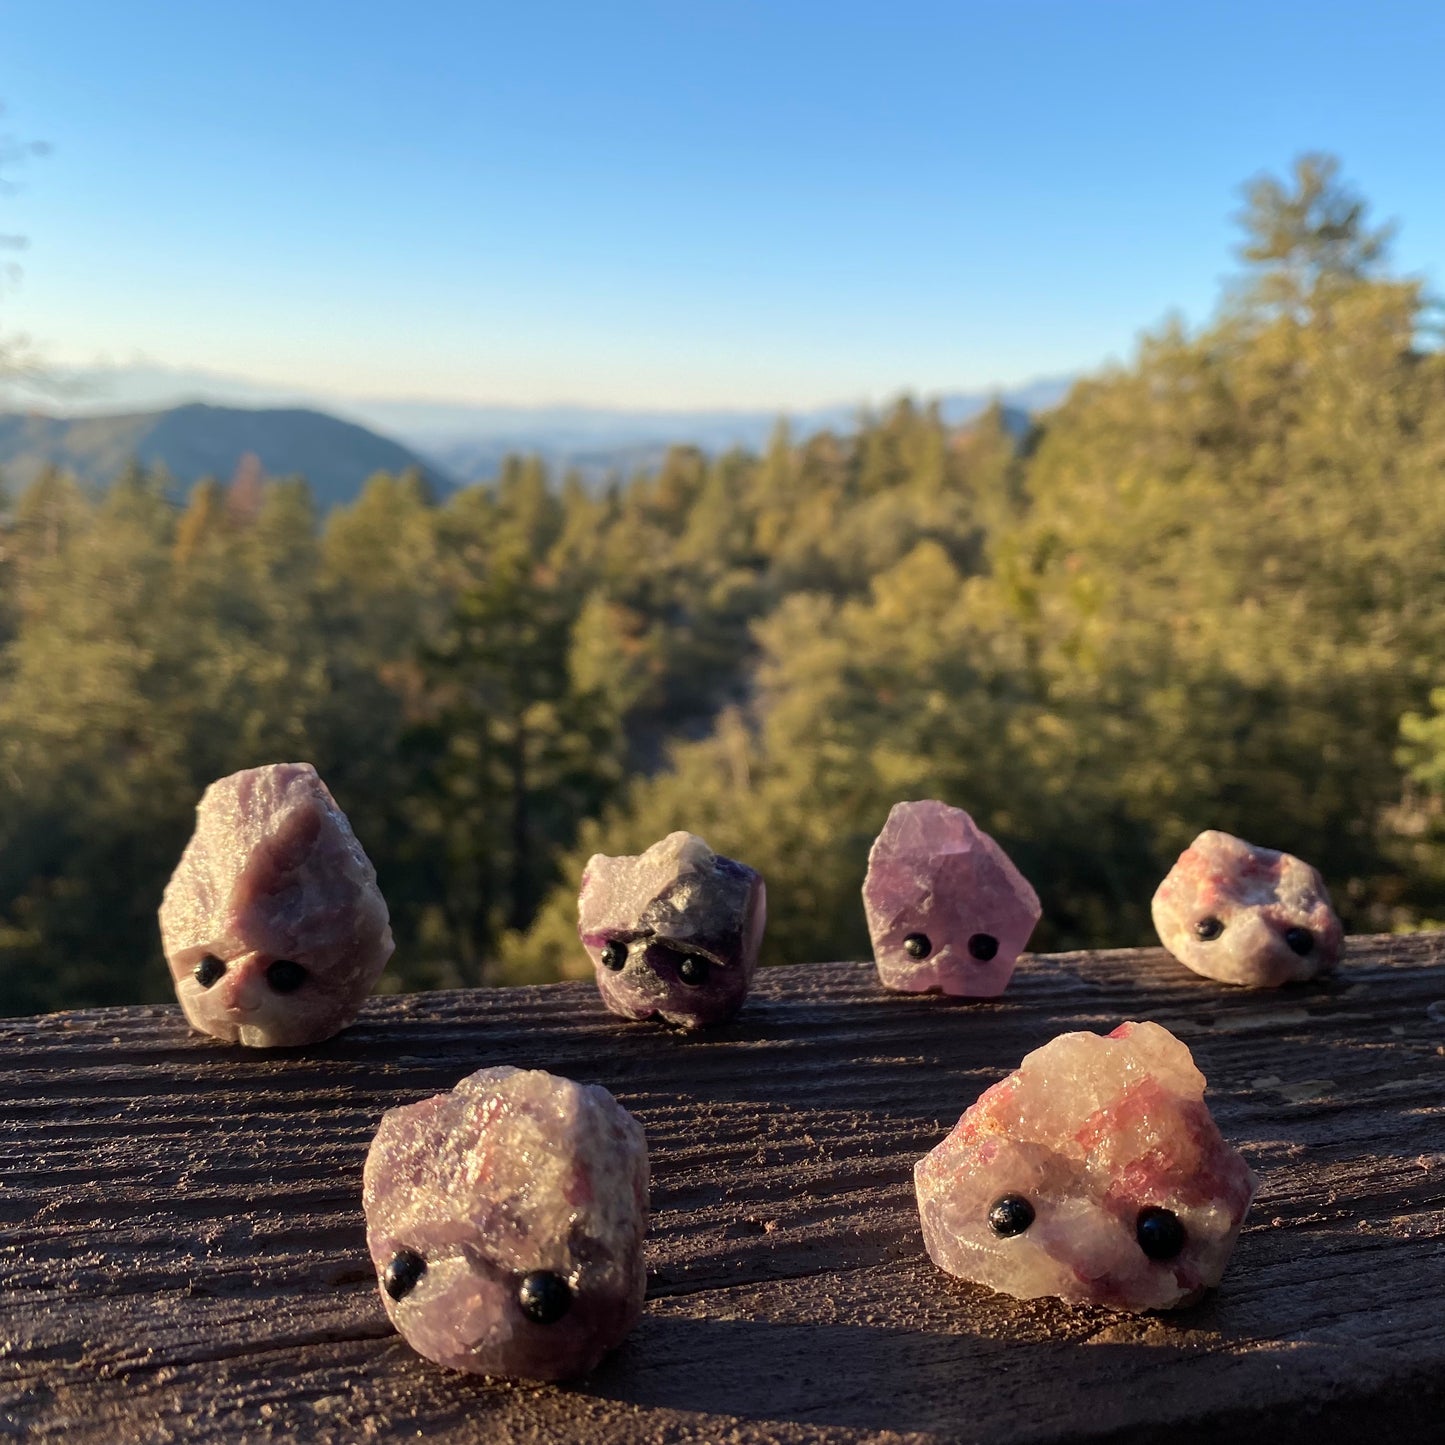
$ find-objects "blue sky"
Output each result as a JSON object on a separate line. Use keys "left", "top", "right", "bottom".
{"left": 1, "top": 0, "right": 1441, "bottom": 409}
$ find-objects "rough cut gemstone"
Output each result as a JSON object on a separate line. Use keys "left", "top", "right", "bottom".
{"left": 363, "top": 1066, "right": 649, "bottom": 1381}
{"left": 578, "top": 831, "right": 766, "bottom": 1029}
{"left": 1152, "top": 830, "right": 1343, "bottom": 988}
{"left": 159, "top": 762, "right": 393, "bottom": 1047}
{"left": 915, "top": 1022, "right": 1257, "bottom": 1312}
{"left": 863, "top": 800, "right": 1041, "bottom": 997}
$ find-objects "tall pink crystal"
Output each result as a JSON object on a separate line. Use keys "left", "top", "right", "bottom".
{"left": 863, "top": 800, "right": 1041, "bottom": 997}
{"left": 363, "top": 1066, "right": 649, "bottom": 1381}
{"left": 1152, "top": 830, "right": 1343, "bottom": 987}
{"left": 916, "top": 1022, "right": 1256, "bottom": 1312}
{"left": 159, "top": 762, "right": 393, "bottom": 1047}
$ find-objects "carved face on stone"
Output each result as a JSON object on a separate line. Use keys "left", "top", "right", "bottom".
{"left": 1151, "top": 830, "right": 1342, "bottom": 988}
{"left": 578, "top": 832, "right": 766, "bottom": 1029}
{"left": 915, "top": 1022, "right": 1257, "bottom": 1312}
{"left": 159, "top": 763, "right": 393, "bottom": 1047}
{"left": 863, "top": 800, "right": 1041, "bottom": 997}
{"left": 363, "top": 1066, "right": 649, "bottom": 1382}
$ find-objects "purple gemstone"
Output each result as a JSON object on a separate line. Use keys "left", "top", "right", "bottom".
{"left": 578, "top": 832, "right": 766, "bottom": 1028}
{"left": 159, "top": 762, "right": 393, "bottom": 1046}
{"left": 363, "top": 1066, "right": 649, "bottom": 1381}
{"left": 863, "top": 800, "right": 1040, "bottom": 997}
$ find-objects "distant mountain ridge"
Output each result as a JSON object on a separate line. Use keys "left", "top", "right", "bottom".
{"left": 1, "top": 363, "right": 1075, "bottom": 486}
{"left": 0, "top": 402, "right": 451, "bottom": 509}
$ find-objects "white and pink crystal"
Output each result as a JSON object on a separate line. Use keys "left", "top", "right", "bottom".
{"left": 363, "top": 1066, "right": 649, "bottom": 1381}
{"left": 1152, "top": 830, "right": 1343, "bottom": 988}
{"left": 159, "top": 762, "right": 393, "bottom": 1047}
{"left": 863, "top": 800, "right": 1041, "bottom": 997}
{"left": 579, "top": 831, "right": 766, "bottom": 1029}
{"left": 915, "top": 1022, "right": 1256, "bottom": 1312}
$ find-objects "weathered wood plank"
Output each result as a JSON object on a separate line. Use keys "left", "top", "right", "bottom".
{"left": 3, "top": 934, "right": 1444, "bottom": 1443}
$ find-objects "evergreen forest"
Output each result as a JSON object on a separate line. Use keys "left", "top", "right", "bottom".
{"left": 2, "top": 157, "right": 1443, "bottom": 1017}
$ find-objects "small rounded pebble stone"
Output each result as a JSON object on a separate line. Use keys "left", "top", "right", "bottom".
{"left": 967, "top": 933, "right": 1000, "bottom": 961}
{"left": 266, "top": 959, "right": 307, "bottom": 993}
{"left": 364, "top": 1065, "right": 648, "bottom": 1381}
{"left": 384, "top": 1249, "right": 426, "bottom": 1300}
{"left": 1283, "top": 926, "right": 1313, "bottom": 956}
{"left": 193, "top": 954, "right": 226, "bottom": 988}
{"left": 988, "top": 1194, "right": 1035, "bottom": 1237}
{"left": 517, "top": 1270, "right": 573, "bottom": 1325}
{"left": 903, "top": 933, "right": 932, "bottom": 958}
{"left": 600, "top": 940, "right": 628, "bottom": 971}
{"left": 1136, "top": 1207, "right": 1187, "bottom": 1261}
{"left": 676, "top": 953, "right": 709, "bottom": 986}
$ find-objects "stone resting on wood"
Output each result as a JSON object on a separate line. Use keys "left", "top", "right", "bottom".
{"left": 2, "top": 932, "right": 1444, "bottom": 1444}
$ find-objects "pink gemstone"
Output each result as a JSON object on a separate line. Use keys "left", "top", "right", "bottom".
{"left": 159, "top": 762, "right": 393, "bottom": 1046}
{"left": 916, "top": 1022, "right": 1257, "bottom": 1311}
{"left": 863, "top": 800, "right": 1040, "bottom": 997}
{"left": 1152, "top": 830, "right": 1343, "bottom": 987}
{"left": 363, "top": 1066, "right": 649, "bottom": 1381}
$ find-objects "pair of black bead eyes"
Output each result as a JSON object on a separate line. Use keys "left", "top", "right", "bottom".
{"left": 988, "top": 1194, "right": 1187, "bottom": 1261}
{"left": 383, "top": 1249, "right": 573, "bottom": 1325}
{"left": 600, "top": 939, "right": 710, "bottom": 987}
{"left": 902, "top": 932, "right": 999, "bottom": 962}
{"left": 192, "top": 954, "right": 308, "bottom": 993}
{"left": 1193, "top": 918, "right": 1314, "bottom": 955}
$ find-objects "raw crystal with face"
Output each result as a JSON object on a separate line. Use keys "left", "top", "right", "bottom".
{"left": 363, "top": 1066, "right": 649, "bottom": 1381}
{"left": 578, "top": 831, "right": 766, "bottom": 1029}
{"left": 915, "top": 1021, "right": 1256, "bottom": 1312}
{"left": 863, "top": 800, "right": 1041, "bottom": 997}
{"left": 1152, "top": 830, "right": 1343, "bottom": 987}
{"left": 159, "top": 762, "right": 393, "bottom": 1047}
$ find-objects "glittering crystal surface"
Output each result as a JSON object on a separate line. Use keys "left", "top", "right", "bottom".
{"left": 158, "top": 762, "right": 393, "bottom": 1047}
{"left": 863, "top": 800, "right": 1041, "bottom": 997}
{"left": 363, "top": 1066, "right": 649, "bottom": 1381}
{"left": 915, "top": 1022, "right": 1256, "bottom": 1312}
{"left": 1152, "top": 830, "right": 1343, "bottom": 987}
{"left": 578, "top": 831, "right": 766, "bottom": 1028}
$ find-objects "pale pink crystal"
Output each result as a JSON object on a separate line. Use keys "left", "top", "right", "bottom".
{"left": 1152, "top": 830, "right": 1343, "bottom": 987}
{"left": 863, "top": 800, "right": 1041, "bottom": 997}
{"left": 579, "top": 831, "right": 766, "bottom": 1029}
{"left": 363, "top": 1066, "right": 649, "bottom": 1381}
{"left": 159, "top": 762, "right": 393, "bottom": 1047}
{"left": 916, "top": 1022, "right": 1256, "bottom": 1312}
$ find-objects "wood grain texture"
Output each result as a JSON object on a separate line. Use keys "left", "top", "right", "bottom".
{"left": 3, "top": 934, "right": 1444, "bottom": 1444}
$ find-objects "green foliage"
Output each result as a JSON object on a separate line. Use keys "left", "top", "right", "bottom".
{"left": 2, "top": 154, "right": 1442, "bottom": 1014}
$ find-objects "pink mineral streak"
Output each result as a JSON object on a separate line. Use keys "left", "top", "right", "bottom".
{"left": 159, "top": 762, "right": 394, "bottom": 1047}
{"left": 863, "top": 800, "right": 1041, "bottom": 997}
{"left": 915, "top": 1022, "right": 1257, "bottom": 1312}
{"left": 578, "top": 831, "right": 766, "bottom": 1028}
{"left": 363, "top": 1066, "right": 649, "bottom": 1381}
{"left": 1151, "top": 829, "right": 1343, "bottom": 987}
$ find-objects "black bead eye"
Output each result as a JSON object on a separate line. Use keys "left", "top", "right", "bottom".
{"left": 903, "top": 933, "right": 931, "bottom": 959}
{"left": 988, "top": 1194, "right": 1035, "bottom": 1237}
{"left": 600, "top": 940, "right": 628, "bottom": 971}
{"left": 1194, "top": 916, "right": 1224, "bottom": 941}
{"left": 677, "top": 954, "right": 709, "bottom": 986}
{"left": 383, "top": 1248, "right": 426, "bottom": 1300}
{"left": 1283, "top": 926, "right": 1313, "bottom": 956}
{"left": 517, "top": 1269, "right": 572, "bottom": 1324}
{"left": 968, "top": 933, "right": 999, "bottom": 961}
{"left": 193, "top": 954, "right": 226, "bottom": 988}
{"left": 1136, "top": 1207, "right": 1186, "bottom": 1261}
{"left": 265, "top": 959, "right": 307, "bottom": 993}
